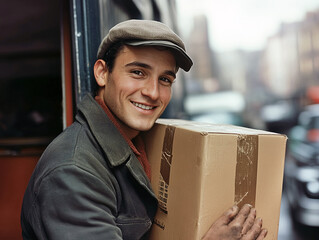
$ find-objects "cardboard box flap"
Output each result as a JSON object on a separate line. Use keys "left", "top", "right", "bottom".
{"left": 156, "top": 118, "right": 281, "bottom": 136}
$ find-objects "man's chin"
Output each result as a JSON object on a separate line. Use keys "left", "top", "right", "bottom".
{"left": 136, "top": 126, "right": 154, "bottom": 132}
{"left": 133, "top": 121, "right": 156, "bottom": 132}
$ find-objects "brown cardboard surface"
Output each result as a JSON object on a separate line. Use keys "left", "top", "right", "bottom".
{"left": 143, "top": 119, "right": 287, "bottom": 240}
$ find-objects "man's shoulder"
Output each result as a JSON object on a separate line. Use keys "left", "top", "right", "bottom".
{"left": 29, "top": 122, "right": 113, "bottom": 189}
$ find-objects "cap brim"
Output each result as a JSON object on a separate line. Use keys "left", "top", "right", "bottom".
{"left": 126, "top": 40, "right": 193, "bottom": 72}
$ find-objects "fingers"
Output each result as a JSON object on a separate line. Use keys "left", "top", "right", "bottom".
{"left": 256, "top": 229, "right": 268, "bottom": 240}
{"left": 241, "top": 207, "right": 256, "bottom": 235}
{"left": 242, "top": 218, "right": 268, "bottom": 240}
{"left": 218, "top": 205, "right": 240, "bottom": 225}
{"left": 229, "top": 204, "right": 268, "bottom": 240}
{"left": 202, "top": 205, "right": 240, "bottom": 240}
{"left": 215, "top": 204, "right": 253, "bottom": 228}
{"left": 229, "top": 204, "right": 253, "bottom": 227}
{"left": 202, "top": 204, "right": 267, "bottom": 240}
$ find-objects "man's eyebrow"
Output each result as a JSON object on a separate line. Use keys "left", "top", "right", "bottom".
{"left": 125, "top": 61, "right": 151, "bottom": 69}
{"left": 125, "top": 61, "right": 176, "bottom": 78}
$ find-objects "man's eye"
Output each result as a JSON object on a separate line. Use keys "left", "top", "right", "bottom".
{"left": 159, "top": 77, "right": 173, "bottom": 86}
{"left": 132, "top": 70, "right": 143, "bottom": 76}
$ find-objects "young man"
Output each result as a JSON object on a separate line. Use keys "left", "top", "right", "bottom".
{"left": 21, "top": 20, "right": 267, "bottom": 240}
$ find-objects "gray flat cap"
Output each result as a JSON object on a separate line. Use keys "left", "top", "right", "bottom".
{"left": 97, "top": 19, "right": 193, "bottom": 72}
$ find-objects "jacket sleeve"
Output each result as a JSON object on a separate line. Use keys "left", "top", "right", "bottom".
{"left": 33, "top": 164, "right": 123, "bottom": 240}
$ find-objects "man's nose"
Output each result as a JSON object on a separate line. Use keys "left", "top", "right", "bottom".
{"left": 141, "top": 77, "right": 160, "bottom": 100}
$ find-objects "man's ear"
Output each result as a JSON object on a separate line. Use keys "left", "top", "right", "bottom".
{"left": 94, "top": 59, "right": 108, "bottom": 87}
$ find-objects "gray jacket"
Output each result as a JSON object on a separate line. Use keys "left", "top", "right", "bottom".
{"left": 21, "top": 94, "right": 158, "bottom": 240}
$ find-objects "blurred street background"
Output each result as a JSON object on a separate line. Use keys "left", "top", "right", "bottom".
{"left": 1, "top": 0, "right": 319, "bottom": 239}
{"left": 175, "top": 1, "right": 319, "bottom": 239}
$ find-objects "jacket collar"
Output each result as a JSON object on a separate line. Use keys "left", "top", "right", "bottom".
{"left": 76, "top": 94, "right": 132, "bottom": 167}
{"left": 76, "top": 94, "right": 157, "bottom": 200}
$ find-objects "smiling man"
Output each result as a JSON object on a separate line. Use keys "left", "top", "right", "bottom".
{"left": 21, "top": 20, "right": 267, "bottom": 240}
{"left": 94, "top": 45, "right": 176, "bottom": 138}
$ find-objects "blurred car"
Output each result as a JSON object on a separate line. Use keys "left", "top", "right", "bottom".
{"left": 190, "top": 111, "right": 244, "bottom": 126}
{"left": 260, "top": 100, "right": 299, "bottom": 133}
{"left": 284, "top": 104, "right": 319, "bottom": 227}
{"left": 184, "top": 91, "right": 245, "bottom": 126}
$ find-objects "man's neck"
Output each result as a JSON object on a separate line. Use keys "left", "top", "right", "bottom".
{"left": 95, "top": 95, "right": 139, "bottom": 140}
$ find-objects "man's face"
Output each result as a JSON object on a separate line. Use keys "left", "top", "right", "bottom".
{"left": 98, "top": 45, "right": 176, "bottom": 139}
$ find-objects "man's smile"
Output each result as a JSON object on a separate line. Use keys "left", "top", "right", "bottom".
{"left": 131, "top": 101, "right": 157, "bottom": 110}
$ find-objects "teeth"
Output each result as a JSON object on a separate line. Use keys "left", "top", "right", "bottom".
{"left": 132, "top": 102, "right": 154, "bottom": 110}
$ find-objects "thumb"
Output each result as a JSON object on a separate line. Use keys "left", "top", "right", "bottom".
{"left": 217, "top": 205, "right": 239, "bottom": 226}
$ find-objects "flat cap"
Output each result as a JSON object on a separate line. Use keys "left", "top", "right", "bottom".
{"left": 97, "top": 19, "right": 193, "bottom": 72}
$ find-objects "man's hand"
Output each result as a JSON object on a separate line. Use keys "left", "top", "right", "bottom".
{"left": 202, "top": 204, "right": 268, "bottom": 240}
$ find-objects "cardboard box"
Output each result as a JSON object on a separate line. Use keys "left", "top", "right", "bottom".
{"left": 142, "top": 119, "right": 287, "bottom": 240}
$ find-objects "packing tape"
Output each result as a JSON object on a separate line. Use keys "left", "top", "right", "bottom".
{"left": 235, "top": 135, "right": 258, "bottom": 208}
{"left": 158, "top": 126, "right": 176, "bottom": 214}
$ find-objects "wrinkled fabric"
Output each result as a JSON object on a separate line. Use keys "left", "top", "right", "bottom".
{"left": 95, "top": 95, "right": 151, "bottom": 180}
{"left": 21, "top": 94, "right": 158, "bottom": 240}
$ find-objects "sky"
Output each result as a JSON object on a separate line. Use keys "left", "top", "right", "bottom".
{"left": 176, "top": 0, "right": 319, "bottom": 51}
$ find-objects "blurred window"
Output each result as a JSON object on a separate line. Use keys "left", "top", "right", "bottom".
{"left": 313, "top": 29, "right": 319, "bottom": 51}
{"left": 299, "top": 31, "right": 312, "bottom": 53}
{"left": 0, "top": 1, "right": 62, "bottom": 139}
{"left": 300, "top": 58, "right": 314, "bottom": 74}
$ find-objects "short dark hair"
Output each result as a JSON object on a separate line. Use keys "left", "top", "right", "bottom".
{"left": 102, "top": 41, "right": 125, "bottom": 72}
{"left": 92, "top": 41, "right": 125, "bottom": 95}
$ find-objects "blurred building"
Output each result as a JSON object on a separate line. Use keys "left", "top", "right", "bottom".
{"left": 299, "top": 10, "right": 319, "bottom": 88}
{"left": 260, "top": 8, "right": 319, "bottom": 104}
{"left": 216, "top": 50, "right": 248, "bottom": 93}
{"left": 260, "top": 22, "right": 299, "bottom": 98}
{"left": 186, "top": 15, "right": 219, "bottom": 94}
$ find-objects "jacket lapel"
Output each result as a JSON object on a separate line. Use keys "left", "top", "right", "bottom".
{"left": 77, "top": 94, "right": 157, "bottom": 200}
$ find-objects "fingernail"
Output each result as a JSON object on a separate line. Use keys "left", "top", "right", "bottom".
{"left": 232, "top": 205, "right": 238, "bottom": 211}
{"left": 257, "top": 218, "right": 263, "bottom": 225}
